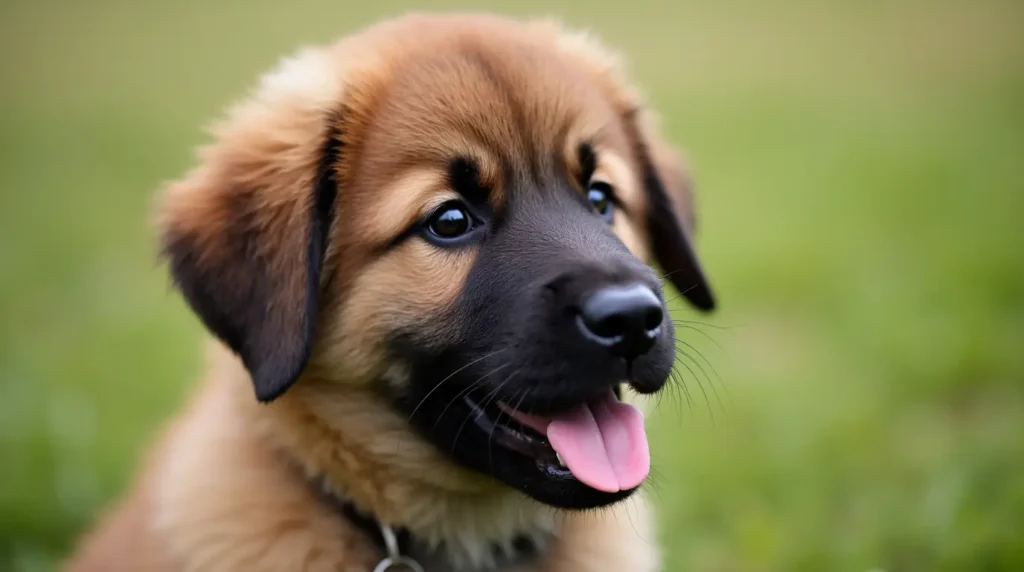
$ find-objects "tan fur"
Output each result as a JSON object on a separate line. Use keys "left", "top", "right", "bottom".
{"left": 65, "top": 13, "right": 700, "bottom": 571}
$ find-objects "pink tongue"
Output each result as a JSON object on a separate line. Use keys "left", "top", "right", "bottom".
{"left": 545, "top": 391, "right": 651, "bottom": 493}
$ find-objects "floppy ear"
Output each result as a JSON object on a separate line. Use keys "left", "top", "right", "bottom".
{"left": 626, "top": 111, "right": 716, "bottom": 311}
{"left": 158, "top": 53, "right": 344, "bottom": 401}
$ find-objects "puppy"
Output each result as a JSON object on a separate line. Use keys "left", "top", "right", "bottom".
{"left": 64, "top": 13, "right": 715, "bottom": 572}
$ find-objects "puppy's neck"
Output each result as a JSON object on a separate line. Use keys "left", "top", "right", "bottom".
{"left": 224, "top": 354, "right": 556, "bottom": 570}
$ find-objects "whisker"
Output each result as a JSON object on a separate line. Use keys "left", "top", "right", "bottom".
{"left": 652, "top": 379, "right": 666, "bottom": 411}
{"left": 476, "top": 367, "right": 522, "bottom": 420}
{"left": 408, "top": 349, "right": 506, "bottom": 421}
{"left": 495, "top": 385, "right": 532, "bottom": 465}
{"left": 670, "top": 318, "right": 735, "bottom": 331}
{"left": 643, "top": 466, "right": 667, "bottom": 505}
{"left": 432, "top": 361, "right": 513, "bottom": 430}
{"left": 673, "top": 355, "right": 714, "bottom": 424}
{"left": 482, "top": 372, "right": 523, "bottom": 430}
{"left": 663, "top": 370, "right": 682, "bottom": 420}
{"left": 661, "top": 283, "right": 699, "bottom": 306}
{"left": 669, "top": 367, "right": 693, "bottom": 413}
{"left": 486, "top": 383, "right": 524, "bottom": 472}
{"left": 671, "top": 323, "right": 726, "bottom": 351}
{"left": 675, "top": 345, "right": 725, "bottom": 412}
{"left": 676, "top": 339, "right": 733, "bottom": 408}
{"left": 656, "top": 267, "right": 690, "bottom": 281}
{"left": 450, "top": 369, "right": 520, "bottom": 456}
{"left": 509, "top": 386, "right": 531, "bottom": 418}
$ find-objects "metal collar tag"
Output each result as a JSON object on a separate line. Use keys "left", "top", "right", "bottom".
{"left": 372, "top": 522, "right": 425, "bottom": 572}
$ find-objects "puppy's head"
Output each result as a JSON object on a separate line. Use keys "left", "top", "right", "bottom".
{"left": 160, "top": 15, "right": 714, "bottom": 511}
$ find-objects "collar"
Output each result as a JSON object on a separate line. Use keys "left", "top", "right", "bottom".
{"left": 309, "top": 475, "right": 544, "bottom": 571}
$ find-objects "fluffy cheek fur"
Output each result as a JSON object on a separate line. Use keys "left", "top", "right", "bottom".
{"left": 310, "top": 240, "right": 476, "bottom": 386}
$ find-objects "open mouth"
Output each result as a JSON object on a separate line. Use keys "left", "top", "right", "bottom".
{"left": 464, "top": 388, "right": 651, "bottom": 493}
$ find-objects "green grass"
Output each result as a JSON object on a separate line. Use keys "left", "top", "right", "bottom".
{"left": 2, "top": 1, "right": 1022, "bottom": 570}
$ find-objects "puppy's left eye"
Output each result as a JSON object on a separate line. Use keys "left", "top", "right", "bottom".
{"left": 587, "top": 181, "right": 615, "bottom": 223}
{"left": 424, "top": 201, "right": 476, "bottom": 244}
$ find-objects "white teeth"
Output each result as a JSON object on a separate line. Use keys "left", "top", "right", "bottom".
{"left": 556, "top": 453, "right": 566, "bottom": 468}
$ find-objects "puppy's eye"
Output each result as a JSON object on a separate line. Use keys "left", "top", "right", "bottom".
{"left": 587, "top": 181, "right": 615, "bottom": 222}
{"left": 426, "top": 202, "right": 473, "bottom": 240}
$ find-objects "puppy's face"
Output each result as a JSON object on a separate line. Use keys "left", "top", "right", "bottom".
{"left": 160, "top": 16, "right": 714, "bottom": 511}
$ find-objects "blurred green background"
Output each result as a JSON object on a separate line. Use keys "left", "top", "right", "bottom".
{"left": 2, "top": 0, "right": 1022, "bottom": 570}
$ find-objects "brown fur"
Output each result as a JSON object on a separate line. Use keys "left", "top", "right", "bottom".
{"left": 65, "top": 13, "right": 700, "bottom": 571}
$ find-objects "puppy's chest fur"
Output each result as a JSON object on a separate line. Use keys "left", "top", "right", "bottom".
{"left": 108, "top": 354, "right": 647, "bottom": 572}
{"left": 121, "top": 354, "right": 656, "bottom": 572}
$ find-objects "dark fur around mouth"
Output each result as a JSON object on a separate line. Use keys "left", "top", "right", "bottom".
{"left": 394, "top": 359, "right": 641, "bottom": 509}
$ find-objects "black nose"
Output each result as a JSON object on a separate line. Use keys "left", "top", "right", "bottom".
{"left": 577, "top": 284, "right": 664, "bottom": 359}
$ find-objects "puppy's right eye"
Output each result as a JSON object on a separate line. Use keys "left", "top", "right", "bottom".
{"left": 587, "top": 181, "right": 616, "bottom": 223}
{"left": 425, "top": 202, "right": 473, "bottom": 241}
